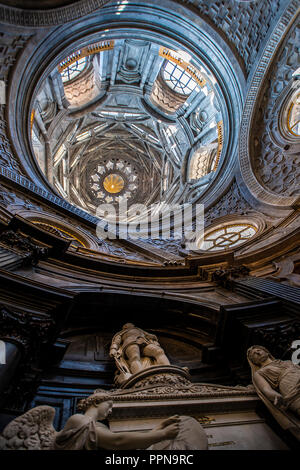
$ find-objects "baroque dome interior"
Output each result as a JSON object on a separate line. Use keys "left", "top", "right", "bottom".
{"left": 30, "top": 27, "right": 228, "bottom": 216}
{"left": 0, "top": 0, "right": 299, "bottom": 452}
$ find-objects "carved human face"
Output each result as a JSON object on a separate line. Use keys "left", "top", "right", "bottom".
{"left": 96, "top": 400, "right": 113, "bottom": 420}
{"left": 249, "top": 347, "right": 269, "bottom": 366}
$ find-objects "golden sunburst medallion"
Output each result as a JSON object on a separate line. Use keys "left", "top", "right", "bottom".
{"left": 103, "top": 173, "right": 125, "bottom": 194}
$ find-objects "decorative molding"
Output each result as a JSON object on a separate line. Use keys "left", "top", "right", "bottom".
{"left": 0, "top": 166, "right": 99, "bottom": 224}
{"left": 0, "top": 0, "right": 110, "bottom": 27}
{"left": 21, "top": 211, "right": 102, "bottom": 251}
{"left": 95, "top": 239, "right": 157, "bottom": 263}
{"left": 0, "top": 182, "right": 44, "bottom": 211}
{"left": 130, "top": 238, "right": 185, "bottom": 262}
{"left": 119, "top": 366, "right": 191, "bottom": 390}
{"left": 0, "top": 32, "right": 31, "bottom": 174}
{"left": 270, "top": 249, "right": 300, "bottom": 287}
{"left": 0, "top": 181, "right": 15, "bottom": 206}
{"left": 0, "top": 33, "right": 30, "bottom": 80}
{"left": 32, "top": 222, "right": 86, "bottom": 248}
{"left": 238, "top": 1, "right": 300, "bottom": 207}
{"left": 93, "top": 383, "right": 256, "bottom": 402}
{"left": 130, "top": 374, "right": 191, "bottom": 389}
{"left": 0, "top": 179, "right": 159, "bottom": 264}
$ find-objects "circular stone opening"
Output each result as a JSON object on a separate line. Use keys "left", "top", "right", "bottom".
{"left": 200, "top": 223, "right": 258, "bottom": 251}
{"left": 24, "top": 4, "right": 244, "bottom": 216}
{"left": 103, "top": 173, "right": 125, "bottom": 194}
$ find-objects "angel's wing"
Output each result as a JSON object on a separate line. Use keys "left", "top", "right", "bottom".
{"left": 0, "top": 405, "right": 57, "bottom": 450}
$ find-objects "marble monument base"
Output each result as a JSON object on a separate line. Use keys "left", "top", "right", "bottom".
{"left": 118, "top": 365, "right": 191, "bottom": 389}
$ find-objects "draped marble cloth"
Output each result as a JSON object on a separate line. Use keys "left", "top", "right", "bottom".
{"left": 53, "top": 415, "right": 208, "bottom": 450}
{"left": 53, "top": 415, "right": 104, "bottom": 450}
{"left": 249, "top": 358, "right": 300, "bottom": 441}
{"left": 148, "top": 416, "right": 208, "bottom": 450}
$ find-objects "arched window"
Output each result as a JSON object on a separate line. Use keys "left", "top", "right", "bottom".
{"left": 200, "top": 224, "right": 257, "bottom": 251}
{"left": 60, "top": 57, "right": 88, "bottom": 83}
{"left": 33, "top": 221, "right": 86, "bottom": 248}
{"left": 287, "top": 92, "right": 300, "bottom": 137}
{"left": 162, "top": 61, "right": 197, "bottom": 95}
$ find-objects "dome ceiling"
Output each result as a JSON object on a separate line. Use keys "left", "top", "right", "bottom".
{"left": 30, "top": 35, "right": 227, "bottom": 217}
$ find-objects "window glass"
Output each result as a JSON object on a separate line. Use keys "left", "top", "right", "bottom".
{"left": 163, "top": 61, "right": 197, "bottom": 95}
{"left": 201, "top": 224, "right": 257, "bottom": 251}
{"left": 60, "top": 57, "right": 87, "bottom": 83}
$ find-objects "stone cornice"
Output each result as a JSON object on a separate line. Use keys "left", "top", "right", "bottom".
{"left": 94, "top": 382, "right": 257, "bottom": 402}
{"left": 0, "top": 166, "right": 99, "bottom": 225}
{"left": 0, "top": 0, "right": 110, "bottom": 27}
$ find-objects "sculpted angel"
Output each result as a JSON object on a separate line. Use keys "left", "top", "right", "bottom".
{"left": 0, "top": 390, "right": 207, "bottom": 450}
{"left": 53, "top": 391, "right": 180, "bottom": 450}
{"left": 247, "top": 345, "right": 300, "bottom": 440}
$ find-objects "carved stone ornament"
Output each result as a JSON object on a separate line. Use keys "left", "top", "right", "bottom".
{"left": 0, "top": 0, "right": 282, "bottom": 79}
{"left": 128, "top": 371, "right": 191, "bottom": 390}
{"left": 253, "top": 321, "right": 300, "bottom": 359}
{"left": 0, "top": 304, "right": 54, "bottom": 352}
{"left": 204, "top": 181, "right": 254, "bottom": 227}
{"left": 180, "top": 0, "right": 282, "bottom": 75}
{"left": 0, "top": 32, "right": 32, "bottom": 173}
{"left": 0, "top": 230, "right": 48, "bottom": 265}
{"left": 238, "top": 0, "right": 300, "bottom": 207}
{"left": 252, "top": 19, "right": 300, "bottom": 198}
{"left": 103, "top": 382, "right": 256, "bottom": 401}
{"left": 210, "top": 265, "right": 250, "bottom": 287}
{"left": 118, "top": 365, "right": 191, "bottom": 390}
{"left": 0, "top": 305, "right": 56, "bottom": 411}
{"left": 0, "top": 183, "right": 42, "bottom": 212}
{"left": 0, "top": 183, "right": 15, "bottom": 207}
